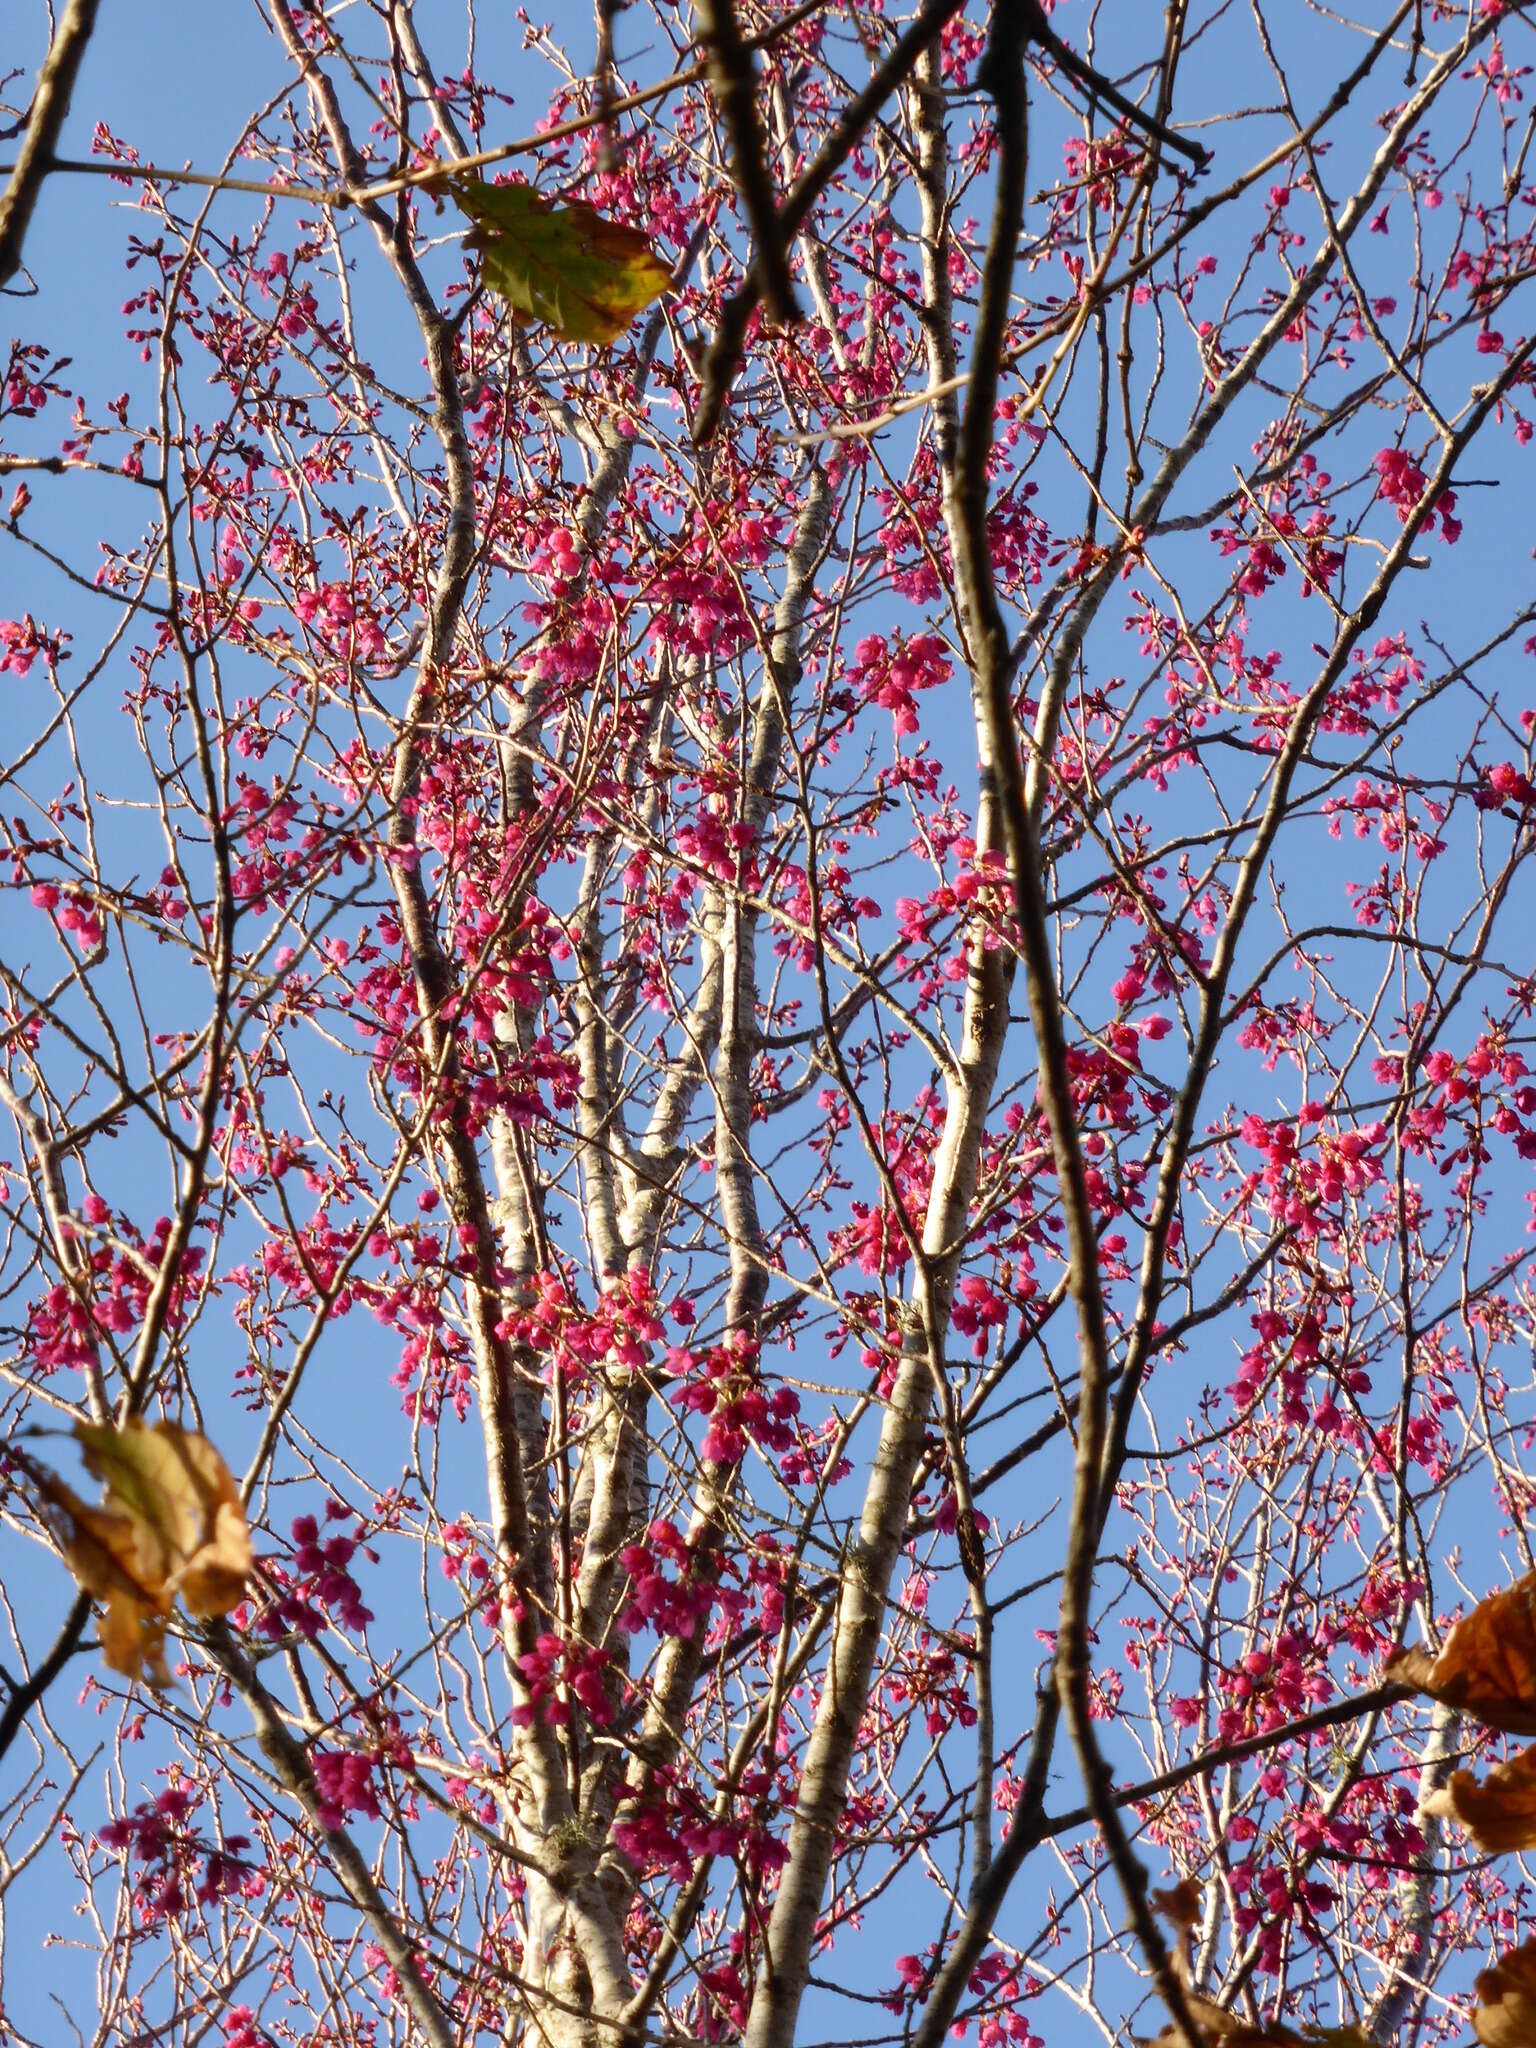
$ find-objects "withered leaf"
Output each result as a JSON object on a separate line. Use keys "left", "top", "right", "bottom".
{"left": 1386, "top": 1574, "right": 1536, "bottom": 1734}
{"left": 1142, "top": 1991, "right": 1243, "bottom": 2047}
{"left": 451, "top": 177, "right": 671, "bottom": 345}
{"left": 75, "top": 1418, "right": 252, "bottom": 1617}
{"left": 1152, "top": 1878, "right": 1204, "bottom": 1932}
{"left": 1143, "top": 2001, "right": 1372, "bottom": 2048}
{"left": 1475, "top": 1937, "right": 1536, "bottom": 2048}
{"left": 1151, "top": 1878, "right": 1204, "bottom": 1988}
{"left": 35, "top": 1420, "right": 251, "bottom": 1686}
{"left": 33, "top": 1468, "right": 174, "bottom": 1686}
{"left": 1422, "top": 1745, "right": 1536, "bottom": 1852}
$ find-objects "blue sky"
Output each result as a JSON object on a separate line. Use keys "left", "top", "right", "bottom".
{"left": 5, "top": 3, "right": 1536, "bottom": 2045}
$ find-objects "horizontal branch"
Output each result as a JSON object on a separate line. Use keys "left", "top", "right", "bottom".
{"left": 3, "top": 0, "right": 832, "bottom": 215}
{"left": 1035, "top": 1680, "right": 1412, "bottom": 1841}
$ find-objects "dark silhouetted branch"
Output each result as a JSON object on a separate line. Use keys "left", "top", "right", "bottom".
{"left": 0, "top": 0, "right": 101, "bottom": 292}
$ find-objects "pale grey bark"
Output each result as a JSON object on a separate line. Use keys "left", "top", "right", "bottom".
{"left": 741, "top": 50, "right": 1022, "bottom": 2038}
{"left": 263, "top": 18, "right": 616, "bottom": 2039}
{"left": 489, "top": 457, "right": 836, "bottom": 2041}
{"left": 1364, "top": 1703, "right": 1455, "bottom": 2042}
{"left": 742, "top": 948, "right": 1011, "bottom": 2047}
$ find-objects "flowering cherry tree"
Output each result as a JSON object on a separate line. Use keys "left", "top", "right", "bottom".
{"left": 3, "top": 2, "right": 1536, "bottom": 2045}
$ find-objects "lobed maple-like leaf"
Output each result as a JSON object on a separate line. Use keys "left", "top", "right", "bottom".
{"left": 1386, "top": 1574, "right": 1536, "bottom": 1735}
{"left": 34, "top": 1419, "right": 252, "bottom": 1686}
{"left": 1475, "top": 1938, "right": 1536, "bottom": 2048}
{"left": 451, "top": 177, "right": 671, "bottom": 344}
{"left": 1422, "top": 1745, "right": 1536, "bottom": 1852}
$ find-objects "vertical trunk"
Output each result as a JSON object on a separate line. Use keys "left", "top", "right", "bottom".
{"left": 742, "top": 61, "right": 1018, "bottom": 2035}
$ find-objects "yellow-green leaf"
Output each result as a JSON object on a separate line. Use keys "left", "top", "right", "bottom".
{"left": 451, "top": 177, "right": 670, "bottom": 344}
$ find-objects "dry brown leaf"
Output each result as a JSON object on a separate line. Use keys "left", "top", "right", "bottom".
{"left": 1153, "top": 1878, "right": 1205, "bottom": 1932}
{"left": 1386, "top": 1575, "right": 1536, "bottom": 1735}
{"left": 1475, "top": 1937, "right": 1536, "bottom": 2048}
{"left": 1143, "top": 1991, "right": 1243, "bottom": 2046}
{"left": 1152, "top": 1878, "right": 1205, "bottom": 1987}
{"left": 76, "top": 1419, "right": 252, "bottom": 1617}
{"left": 34, "top": 1419, "right": 251, "bottom": 1686}
{"left": 1422, "top": 1746, "right": 1536, "bottom": 1852}
{"left": 1143, "top": 1999, "right": 1372, "bottom": 2048}
{"left": 31, "top": 1465, "right": 174, "bottom": 1685}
